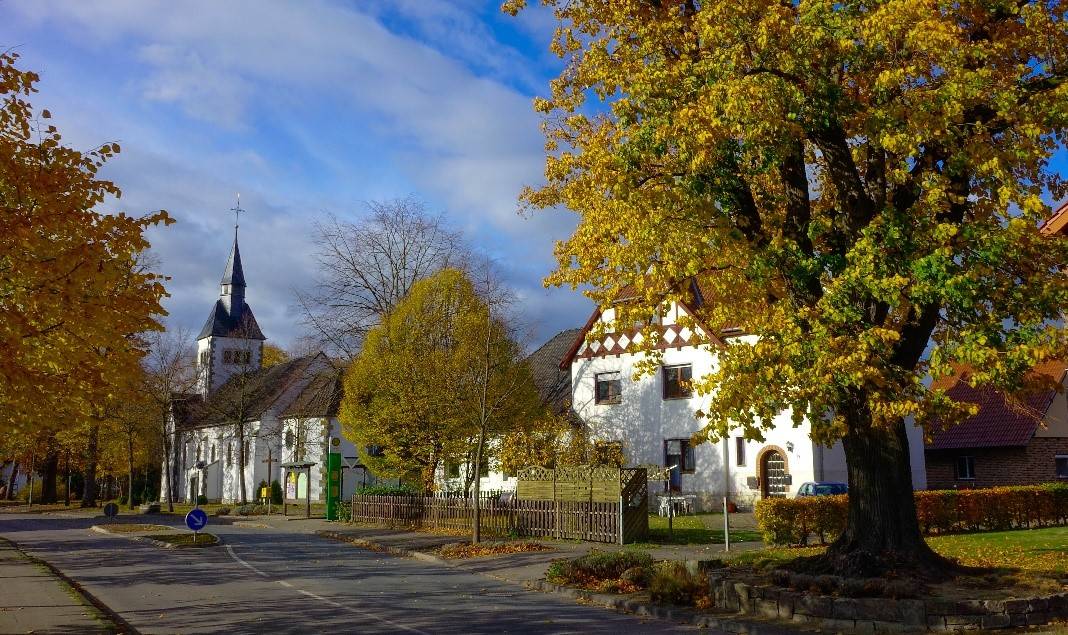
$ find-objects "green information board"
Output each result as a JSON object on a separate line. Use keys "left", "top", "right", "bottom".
{"left": 325, "top": 438, "right": 342, "bottom": 521}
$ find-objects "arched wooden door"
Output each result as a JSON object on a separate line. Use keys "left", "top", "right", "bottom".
{"left": 761, "top": 450, "right": 787, "bottom": 498}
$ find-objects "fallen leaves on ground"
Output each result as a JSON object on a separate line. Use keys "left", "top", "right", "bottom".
{"left": 438, "top": 541, "right": 553, "bottom": 559}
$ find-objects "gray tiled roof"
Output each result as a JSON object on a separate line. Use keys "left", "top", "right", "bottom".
{"left": 181, "top": 354, "right": 323, "bottom": 428}
{"left": 197, "top": 300, "right": 266, "bottom": 340}
{"left": 527, "top": 328, "right": 580, "bottom": 414}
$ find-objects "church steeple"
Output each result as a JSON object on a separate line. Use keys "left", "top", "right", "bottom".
{"left": 220, "top": 229, "right": 246, "bottom": 313}
{"left": 195, "top": 198, "right": 266, "bottom": 395}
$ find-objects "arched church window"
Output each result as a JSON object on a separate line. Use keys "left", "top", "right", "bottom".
{"left": 285, "top": 429, "right": 294, "bottom": 450}
{"left": 211, "top": 444, "right": 216, "bottom": 463}
{"left": 244, "top": 440, "right": 251, "bottom": 466}
{"left": 226, "top": 444, "right": 232, "bottom": 467}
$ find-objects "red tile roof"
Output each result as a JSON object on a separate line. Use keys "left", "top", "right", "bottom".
{"left": 927, "top": 361, "right": 1066, "bottom": 450}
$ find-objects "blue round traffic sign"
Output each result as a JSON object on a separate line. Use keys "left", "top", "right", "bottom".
{"left": 185, "top": 508, "right": 208, "bottom": 531}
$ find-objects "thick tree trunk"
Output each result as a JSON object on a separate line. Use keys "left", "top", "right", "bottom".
{"left": 81, "top": 425, "right": 100, "bottom": 508}
{"left": 825, "top": 414, "right": 948, "bottom": 578}
{"left": 4, "top": 461, "right": 18, "bottom": 500}
{"left": 39, "top": 448, "right": 59, "bottom": 504}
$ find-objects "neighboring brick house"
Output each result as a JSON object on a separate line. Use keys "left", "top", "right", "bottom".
{"left": 925, "top": 360, "right": 1068, "bottom": 489}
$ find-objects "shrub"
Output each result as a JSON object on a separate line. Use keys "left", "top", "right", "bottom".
{"left": 546, "top": 550, "right": 653, "bottom": 588}
{"left": 649, "top": 561, "right": 711, "bottom": 606}
{"left": 236, "top": 503, "right": 266, "bottom": 516}
{"left": 270, "top": 480, "right": 283, "bottom": 504}
{"left": 215, "top": 507, "right": 231, "bottom": 516}
{"left": 757, "top": 484, "right": 1068, "bottom": 545}
{"left": 355, "top": 484, "right": 421, "bottom": 497}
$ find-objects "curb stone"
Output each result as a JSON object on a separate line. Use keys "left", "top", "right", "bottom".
{"left": 90, "top": 525, "right": 222, "bottom": 549}
{"left": 316, "top": 530, "right": 817, "bottom": 634}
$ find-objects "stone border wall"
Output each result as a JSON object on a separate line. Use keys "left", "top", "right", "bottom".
{"left": 708, "top": 575, "right": 1068, "bottom": 632}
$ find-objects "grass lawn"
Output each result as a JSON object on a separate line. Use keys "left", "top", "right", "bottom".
{"left": 729, "top": 526, "right": 1068, "bottom": 576}
{"left": 146, "top": 532, "right": 219, "bottom": 547}
{"left": 927, "top": 526, "right": 1068, "bottom": 576}
{"left": 644, "top": 513, "right": 763, "bottom": 545}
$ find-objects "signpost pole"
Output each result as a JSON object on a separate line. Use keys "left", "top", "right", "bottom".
{"left": 326, "top": 438, "right": 341, "bottom": 521}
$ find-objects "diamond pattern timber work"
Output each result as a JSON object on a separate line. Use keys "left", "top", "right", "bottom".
{"left": 575, "top": 323, "right": 706, "bottom": 360}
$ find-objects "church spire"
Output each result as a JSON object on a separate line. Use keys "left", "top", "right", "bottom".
{"left": 220, "top": 195, "right": 246, "bottom": 307}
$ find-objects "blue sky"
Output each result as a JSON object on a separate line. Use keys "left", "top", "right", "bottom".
{"left": 6, "top": 2, "right": 1068, "bottom": 352}
{"left": 1, "top": 1, "right": 591, "bottom": 349}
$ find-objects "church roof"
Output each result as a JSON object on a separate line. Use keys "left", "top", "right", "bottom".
{"left": 197, "top": 299, "right": 266, "bottom": 340}
{"left": 221, "top": 234, "right": 246, "bottom": 286}
{"left": 281, "top": 371, "right": 343, "bottom": 419}
{"left": 181, "top": 354, "right": 325, "bottom": 428}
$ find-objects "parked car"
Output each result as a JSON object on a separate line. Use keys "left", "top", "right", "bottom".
{"left": 797, "top": 482, "right": 848, "bottom": 496}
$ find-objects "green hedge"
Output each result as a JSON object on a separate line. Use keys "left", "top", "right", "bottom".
{"left": 755, "top": 484, "right": 1068, "bottom": 546}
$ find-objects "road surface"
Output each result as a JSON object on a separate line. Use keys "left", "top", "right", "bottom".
{"left": 0, "top": 512, "right": 702, "bottom": 634}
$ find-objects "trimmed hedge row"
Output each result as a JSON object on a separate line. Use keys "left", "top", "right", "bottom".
{"left": 754, "top": 484, "right": 1068, "bottom": 546}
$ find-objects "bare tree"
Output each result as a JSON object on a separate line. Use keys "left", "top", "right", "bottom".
{"left": 297, "top": 197, "right": 470, "bottom": 358}
{"left": 142, "top": 327, "right": 200, "bottom": 512}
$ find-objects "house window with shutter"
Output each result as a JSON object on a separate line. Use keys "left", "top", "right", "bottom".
{"left": 665, "top": 438, "right": 696, "bottom": 474}
{"left": 662, "top": 364, "right": 693, "bottom": 400}
{"left": 1056, "top": 456, "right": 1068, "bottom": 478}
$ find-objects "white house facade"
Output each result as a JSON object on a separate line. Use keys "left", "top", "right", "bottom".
{"left": 564, "top": 281, "right": 927, "bottom": 510}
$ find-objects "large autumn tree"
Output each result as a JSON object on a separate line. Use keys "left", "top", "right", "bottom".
{"left": 508, "top": 0, "right": 1068, "bottom": 574}
{"left": 340, "top": 269, "right": 540, "bottom": 499}
{"left": 1, "top": 52, "right": 172, "bottom": 435}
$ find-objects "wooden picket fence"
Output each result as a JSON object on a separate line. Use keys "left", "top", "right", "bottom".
{"left": 348, "top": 468, "right": 648, "bottom": 544}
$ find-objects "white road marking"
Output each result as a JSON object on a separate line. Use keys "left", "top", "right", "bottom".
{"left": 224, "top": 543, "right": 430, "bottom": 635}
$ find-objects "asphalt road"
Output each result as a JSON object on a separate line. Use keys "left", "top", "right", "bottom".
{"left": 0, "top": 513, "right": 701, "bottom": 634}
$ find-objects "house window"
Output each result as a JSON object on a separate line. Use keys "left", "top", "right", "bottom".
{"left": 955, "top": 455, "right": 976, "bottom": 480}
{"left": 1056, "top": 456, "right": 1068, "bottom": 478}
{"left": 662, "top": 364, "right": 693, "bottom": 400}
{"left": 595, "top": 371, "right": 622, "bottom": 405}
{"left": 735, "top": 437, "right": 746, "bottom": 467}
{"left": 366, "top": 445, "right": 385, "bottom": 458}
{"left": 665, "top": 438, "right": 696, "bottom": 474}
{"left": 446, "top": 462, "right": 461, "bottom": 478}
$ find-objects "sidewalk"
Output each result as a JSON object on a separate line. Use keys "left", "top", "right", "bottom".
{"left": 0, "top": 538, "right": 119, "bottom": 634}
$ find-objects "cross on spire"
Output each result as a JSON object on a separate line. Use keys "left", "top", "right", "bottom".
{"left": 230, "top": 193, "right": 245, "bottom": 233}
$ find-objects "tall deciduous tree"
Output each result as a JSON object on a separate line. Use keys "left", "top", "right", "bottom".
{"left": 0, "top": 52, "right": 172, "bottom": 435}
{"left": 508, "top": 0, "right": 1068, "bottom": 574}
{"left": 340, "top": 269, "right": 540, "bottom": 502}
{"left": 297, "top": 198, "right": 469, "bottom": 359}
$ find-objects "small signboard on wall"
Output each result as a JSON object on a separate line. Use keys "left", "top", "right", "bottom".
{"left": 746, "top": 476, "right": 759, "bottom": 490}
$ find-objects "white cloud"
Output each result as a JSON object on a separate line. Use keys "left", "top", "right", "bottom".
{"left": 1, "top": 0, "right": 584, "bottom": 347}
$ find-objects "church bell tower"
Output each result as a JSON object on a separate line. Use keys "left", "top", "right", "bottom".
{"left": 195, "top": 202, "right": 267, "bottom": 395}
